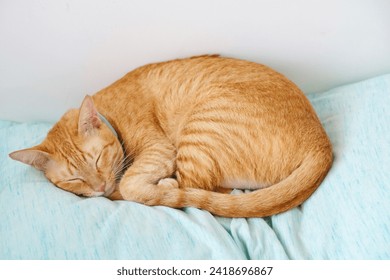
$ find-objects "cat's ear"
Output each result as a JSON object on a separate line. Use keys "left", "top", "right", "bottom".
{"left": 78, "top": 95, "right": 101, "bottom": 136}
{"left": 9, "top": 148, "right": 52, "bottom": 171}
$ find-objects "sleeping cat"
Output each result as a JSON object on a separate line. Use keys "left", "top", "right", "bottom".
{"left": 9, "top": 55, "right": 333, "bottom": 218}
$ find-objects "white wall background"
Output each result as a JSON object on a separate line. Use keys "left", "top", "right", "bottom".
{"left": 1, "top": 0, "right": 390, "bottom": 122}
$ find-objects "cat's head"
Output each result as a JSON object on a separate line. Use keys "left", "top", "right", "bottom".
{"left": 9, "top": 95, "right": 124, "bottom": 198}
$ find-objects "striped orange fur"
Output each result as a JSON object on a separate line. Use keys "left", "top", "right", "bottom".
{"left": 10, "top": 55, "right": 333, "bottom": 217}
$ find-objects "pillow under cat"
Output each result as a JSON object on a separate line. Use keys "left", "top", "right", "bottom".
{"left": 9, "top": 55, "right": 332, "bottom": 217}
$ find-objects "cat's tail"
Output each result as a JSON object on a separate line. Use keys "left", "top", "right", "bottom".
{"left": 160, "top": 147, "right": 333, "bottom": 218}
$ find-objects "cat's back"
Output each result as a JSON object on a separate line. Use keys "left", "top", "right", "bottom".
{"left": 138, "top": 55, "right": 283, "bottom": 87}
{"left": 132, "top": 55, "right": 302, "bottom": 115}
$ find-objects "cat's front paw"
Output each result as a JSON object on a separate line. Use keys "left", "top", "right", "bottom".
{"left": 157, "top": 178, "right": 179, "bottom": 189}
{"left": 119, "top": 177, "right": 180, "bottom": 206}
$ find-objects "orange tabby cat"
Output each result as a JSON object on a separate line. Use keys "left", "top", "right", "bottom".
{"left": 10, "top": 55, "right": 333, "bottom": 217}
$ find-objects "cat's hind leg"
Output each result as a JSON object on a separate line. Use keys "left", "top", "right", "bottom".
{"left": 175, "top": 142, "right": 223, "bottom": 191}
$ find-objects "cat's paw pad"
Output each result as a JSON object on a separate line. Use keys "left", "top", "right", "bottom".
{"left": 157, "top": 178, "right": 179, "bottom": 189}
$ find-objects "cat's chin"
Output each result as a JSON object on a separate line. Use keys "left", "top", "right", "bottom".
{"left": 90, "top": 191, "right": 105, "bottom": 197}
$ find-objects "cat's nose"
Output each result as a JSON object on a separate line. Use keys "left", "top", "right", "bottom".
{"left": 95, "top": 182, "right": 106, "bottom": 192}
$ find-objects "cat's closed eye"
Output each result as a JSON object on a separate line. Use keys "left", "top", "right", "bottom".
{"left": 66, "top": 178, "right": 85, "bottom": 183}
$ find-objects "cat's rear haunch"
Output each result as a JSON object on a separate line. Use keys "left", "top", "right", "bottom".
{"left": 10, "top": 55, "right": 333, "bottom": 218}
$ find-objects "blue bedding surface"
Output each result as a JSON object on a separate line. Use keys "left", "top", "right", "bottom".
{"left": 1, "top": 74, "right": 389, "bottom": 259}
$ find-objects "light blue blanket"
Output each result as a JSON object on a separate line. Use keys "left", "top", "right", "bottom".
{"left": 1, "top": 74, "right": 389, "bottom": 259}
